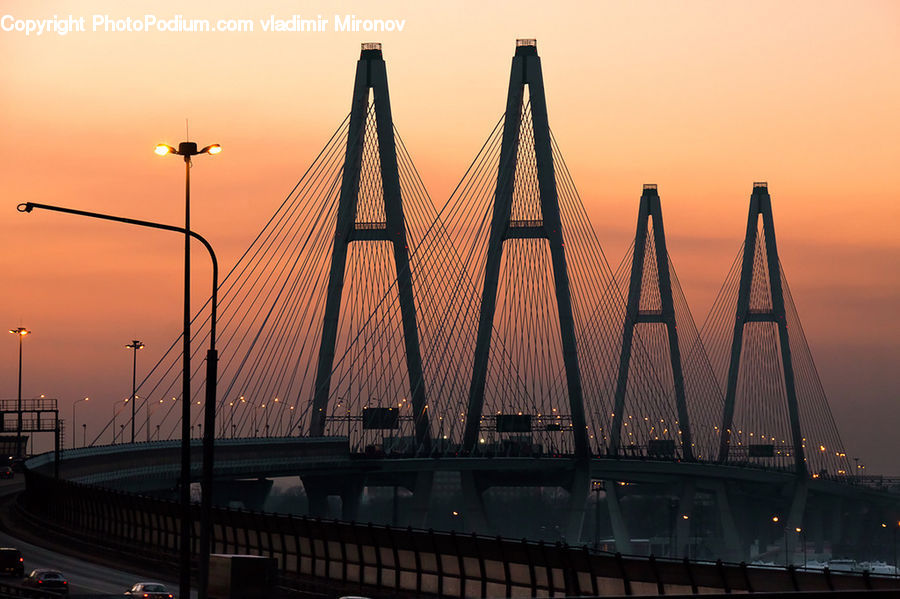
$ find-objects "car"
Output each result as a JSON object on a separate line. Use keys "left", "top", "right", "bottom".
{"left": 125, "top": 582, "right": 173, "bottom": 599}
{"left": 0, "top": 467, "right": 13, "bottom": 479}
{"left": 0, "top": 548, "right": 23, "bottom": 576}
{"left": 23, "top": 569, "right": 68, "bottom": 595}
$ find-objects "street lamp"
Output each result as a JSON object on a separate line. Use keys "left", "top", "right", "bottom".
{"left": 231, "top": 396, "right": 245, "bottom": 439}
{"left": 125, "top": 340, "right": 144, "bottom": 443}
{"left": 591, "top": 480, "right": 603, "bottom": 550}
{"left": 18, "top": 200, "right": 219, "bottom": 599}
{"left": 112, "top": 398, "right": 129, "bottom": 444}
{"left": 9, "top": 327, "right": 30, "bottom": 458}
{"left": 73, "top": 397, "right": 89, "bottom": 449}
{"left": 771, "top": 516, "right": 787, "bottom": 566}
{"left": 273, "top": 398, "right": 280, "bottom": 436}
{"left": 156, "top": 140, "right": 219, "bottom": 599}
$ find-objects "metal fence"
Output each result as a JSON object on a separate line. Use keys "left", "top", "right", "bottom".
{"left": 21, "top": 471, "right": 899, "bottom": 597}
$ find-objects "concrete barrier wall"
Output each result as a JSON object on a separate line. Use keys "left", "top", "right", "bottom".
{"left": 22, "top": 471, "right": 897, "bottom": 597}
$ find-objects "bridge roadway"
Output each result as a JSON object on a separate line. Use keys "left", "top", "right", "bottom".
{"left": 27, "top": 436, "right": 887, "bottom": 500}
{"left": 27, "top": 436, "right": 900, "bottom": 561}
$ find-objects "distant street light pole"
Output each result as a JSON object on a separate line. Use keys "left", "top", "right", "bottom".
{"left": 232, "top": 396, "right": 245, "bottom": 439}
{"left": 112, "top": 398, "right": 129, "bottom": 444}
{"left": 81, "top": 424, "right": 86, "bottom": 448}
{"left": 73, "top": 397, "right": 89, "bottom": 449}
{"left": 19, "top": 198, "right": 220, "bottom": 599}
{"left": 592, "top": 481, "right": 602, "bottom": 549}
{"left": 9, "top": 327, "right": 30, "bottom": 458}
{"left": 125, "top": 340, "right": 144, "bottom": 443}
{"left": 878, "top": 522, "right": 895, "bottom": 569}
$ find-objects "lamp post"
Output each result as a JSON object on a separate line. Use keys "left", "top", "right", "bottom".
{"left": 82, "top": 424, "right": 86, "bottom": 448}
{"left": 18, "top": 199, "right": 219, "bottom": 599}
{"left": 795, "top": 527, "right": 805, "bottom": 568}
{"left": 112, "top": 398, "right": 129, "bottom": 443}
{"left": 273, "top": 398, "right": 280, "bottom": 436}
{"left": 155, "top": 140, "right": 220, "bottom": 599}
{"left": 232, "top": 396, "right": 245, "bottom": 439}
{"left": 125, "top": 340, "right": 144, "bottom": 443}
{"left": 9, "top": 327, "right": 30, "bottom": 458}
{"left": 772, "top": 516, "right": 786, "bottom": 566}
{"left": 72, "top": 397, "right": 89, "bottom": 449}
{"left": 592, "top": 480, "right": 602, "bottom": 550}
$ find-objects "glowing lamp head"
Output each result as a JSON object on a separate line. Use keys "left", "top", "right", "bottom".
{"left": 9, "top": 327, "right": 29, "bottom": 337}
{"left": 203, "top": 144, "right": 222, "bottom": 155}
{"left": 155, "top": 144, "right": 176, "bottom": 156}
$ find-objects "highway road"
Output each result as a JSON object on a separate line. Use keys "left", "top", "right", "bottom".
{"left": 0, "top": 477, "right": 190, "bottom": 598}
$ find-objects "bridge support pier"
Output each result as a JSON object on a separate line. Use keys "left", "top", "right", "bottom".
{"left": 306, "top": 486, "right": 329, "bottom": 518}
{"left": 341, "top": 482, "right": 364, "bottom": 521}
{"left": 213, "top": 478, "right": 273, "bottom": 511}
{"left": 809, "top": 500, "right": 826, "bottom": 556}
{"left": 605, "top": 480, "right": 633, "bottom": 555}
{"left": 407, "top": 471, "right": 433, "bottom": 528}
{"left": 460, "top": 472, "right": 491, "bottom": 534}
{"left": 675, "top": 481, "right": 695, "bottom": 558}
{"left": 713, "top": 482, "right": 743, "bottom": 562}
{"left": 828, "top": 498, "right": 844, "bottom": 551}
{"left": 301, "top": 474, "right": 365, "bottom": 521}
{"left": 784, "top": 479, "right": 808, "bottom": 563}
{"left": 563, "top": 464, "right": 590, "bottom": 544}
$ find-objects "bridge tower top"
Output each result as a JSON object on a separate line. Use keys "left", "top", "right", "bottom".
{"left": 360, "top": 42, "right": 383, "bottom": 58}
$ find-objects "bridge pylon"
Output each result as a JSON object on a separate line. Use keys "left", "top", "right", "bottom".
{"left": 609, "top": 185, "right": 694, "bottom": 460}
{"left": 463, "top": 39, "right": 589, "bottom": 459}
{"left": 718, "top": 183, "right": 805, "bottom": 475}
{"left": 309, "top": 43, "right": 430, "bottom": 453}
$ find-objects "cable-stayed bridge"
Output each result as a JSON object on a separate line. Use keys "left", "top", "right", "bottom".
{"left": 57, "top": 40, "right": 894, "bottom": 564}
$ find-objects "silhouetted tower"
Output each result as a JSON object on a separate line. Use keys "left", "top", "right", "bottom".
{"left": 464, "top": 40, "right": 589, "bottom": 459}
{"left": 610, "top": 185, "right": 694, "bottom": 460}
{"left": 718, "top": 183, "right": 804, "bottom": 474}
{"left": 309, "top": 43, "right": 430, "bottom": 452}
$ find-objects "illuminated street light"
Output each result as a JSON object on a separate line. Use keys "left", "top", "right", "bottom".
{"left": 125, "top": 340, "right": 144, "bottom": 443}
{"left": 73, "top": 397, "right": 89, "bottom": 449}
{"left": 9, "top": 327, "right": 30, "bottom": 458}
{"left": 155, "top": 138, "right": 219, "bottom": 599}
{"left": 155, "top": 143, "right": 221, "bottom": 156}
{"left": 111, "top": 398, "right": 129, "bottom": 444}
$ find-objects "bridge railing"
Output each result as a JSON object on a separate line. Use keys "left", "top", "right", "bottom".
{"left": 20, "top": 470, "right": 899, "bottom": 597}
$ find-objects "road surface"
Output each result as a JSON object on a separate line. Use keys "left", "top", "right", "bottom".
{"left": 0, "top": 477, "right": 189, "bottom": 597}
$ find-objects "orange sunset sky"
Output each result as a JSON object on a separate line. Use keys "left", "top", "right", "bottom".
{"left": 1, "top": 1, "right": 898, "bottom": 470}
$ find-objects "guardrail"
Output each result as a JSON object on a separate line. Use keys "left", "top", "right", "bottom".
{"left": 20, "top": 471, "right": 900, "bottom": 597}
